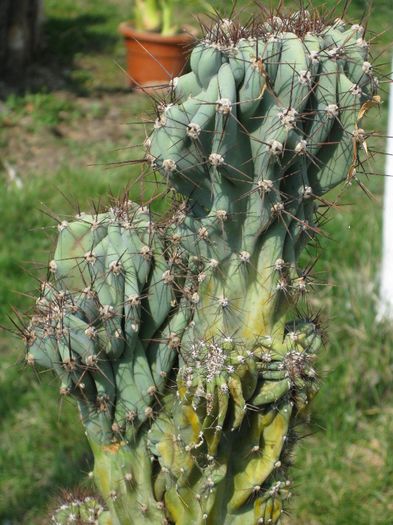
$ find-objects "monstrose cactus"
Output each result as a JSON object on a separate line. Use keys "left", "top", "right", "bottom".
{"left": 23, "top": 6, "right": 379, "bottom": 525}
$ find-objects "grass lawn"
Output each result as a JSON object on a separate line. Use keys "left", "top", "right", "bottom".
{"left": 0, "top": 0, "right": 392, "bottom": 523}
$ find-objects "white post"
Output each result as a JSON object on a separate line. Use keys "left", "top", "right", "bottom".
{"left": 378, "top": 57, "right": 393, "bottom": 320}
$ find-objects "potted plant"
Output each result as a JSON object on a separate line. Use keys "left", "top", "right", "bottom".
{"left": 119, "top": 0, "right": 206, "bottom": 87}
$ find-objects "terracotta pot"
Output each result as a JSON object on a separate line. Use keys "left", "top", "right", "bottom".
{"left": 118, "top": 22, "right": 195, "bottom": 88}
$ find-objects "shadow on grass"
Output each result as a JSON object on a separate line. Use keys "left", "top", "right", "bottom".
{"left": 1, "top": 13, "right": 121, "bottom": 98}
{"left": 45, "top": 14, "right": 117, "bottom": 61}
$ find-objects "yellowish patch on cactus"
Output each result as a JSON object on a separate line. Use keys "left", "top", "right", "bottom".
{"left": 230, "top": 405, "right": 292, "bottom": 509}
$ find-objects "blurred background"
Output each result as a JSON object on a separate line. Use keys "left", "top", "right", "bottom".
{"left": 0, "top": 0, "right": 392, "bottom": 523}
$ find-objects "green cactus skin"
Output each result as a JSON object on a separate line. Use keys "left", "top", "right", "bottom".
{"left": 23, "top": 7, "right": 379, "bottom": 525}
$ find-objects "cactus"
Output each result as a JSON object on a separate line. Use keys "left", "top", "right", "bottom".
{"left": 22, "top": 6, "right": 379, "bottom": 525}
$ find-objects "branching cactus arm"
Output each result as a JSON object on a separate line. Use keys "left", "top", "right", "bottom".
{"left": 23, "top": 7, "right": 379, "bottom": 525}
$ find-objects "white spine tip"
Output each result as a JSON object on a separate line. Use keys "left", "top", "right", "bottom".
{"left": 215, "top": 209, "right": 228, "bottom": 221}
{"left": 303, "top": 185, "right": 313, "bottom": 199}
{"left": 162, "top": 159, "right": 177, "bottom": 173}
{"left": 191, "top": 292, "right": 200, "bottom": 304}
{"left": 275, "top": 258, "right": 285, "bottom": 271}
{"left": 84, "top": 251, "right": 97, "bottom": 264}
{"left": 169, "top": 77, "right": 179, "bottom": 89}
{"left": 295, "top": 139, "right": 308, "bottom": 155}
{"left": 144, "top": 406, "right": 154, "bottom": 418}
{"left": 356, "top": 37, "right": 369, "bottom": 49}
{"left": 147, "top": 385, "right": 157, "bottom": 396}
{"left": 269, "top": 140, "right": 284, "bottom": 155}
{"left": 220, "top": 382, "right": 229, "bottom": 394}
{"left": 298, "top": 70, "right": 312, "bottom": 85}
{"left": 127, "top": 294, "right": 141, "bottom": 306}
{"left": 353, "top": 128, "right": 366, "bottom": 143}
{"left": 86, "top": 354, "right": 98, "bottom": 366}
{"left": 239, "top": 250, "right": 251, "bottom": 263}
{"left": 216, "top": 98, "right": 232, "bottom": 114}
{"left": 362, "top": 61, "right": 372, "bottom": 74}
{"left": 49, "top": 260, "right": 57, "bottom": 273}
{"left": 198, "top": 226, "right": 209, "bottom": 240}
{"left": 187, "top": 122, "right": 201, "bottom": 139}
{"left": 352, "top": 24, "right": 365, "bottom": 37}
{"left": 278, "top": 107, "right": 298, "bottom": 130}
{"left": 146, "top": 153, "right": 157, "bottom": 168}
{"left": 57, "top": 220, "right": 69, "bottom": 232}
{"left": 271, "top": 202, "right": 284, "bottom": 215}
{"left": 209, "top": 153, "right": 225, "bottom": 166}
{"left": 168, "top": 333, "right": 181, "bottom": 349}
{"left": 327, "top": 46, "right": 343, "bottom": 60}
{"left": 325, "top": 104, "right": 339, "bottom": 118}
{"left": 219, "top": 296, "right": 229, "bottom": 308}
{"left": 350, "top": 84, "right": 362, "bottom": 97}
{"left": 162, "top": 269, "right": 174, "bottom": 284}
{"left": 258, "top": 178, "right": 274, "bottom": 192}
{"left": 25, "top": 352, "right": 35, "bottom": 366}
{"left": 334, "top": 17, "right": 345, "bottom": 28}
{"left": 154, "top": 115, "right": 166, "bottom": 128}
{"left": 84, "top": 327, "right": 97, "bottom": 340}
{"left": 99, "top": 305, "right": 115, "bottom": 320}
{"left": 109, "top": 260, "right": 122, "bottom": 274}
{"left": 140, "top": 245, "right": 153, "bottom": 260}
{"left": 197, "top": 272, "right": 207, "bottom": 283}
{"left": 250, "top": 56, "right": 261, "bottom": 70}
